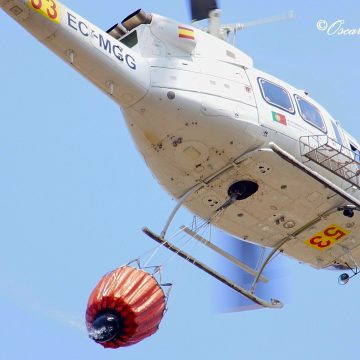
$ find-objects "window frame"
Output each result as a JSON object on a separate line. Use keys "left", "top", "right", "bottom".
{"left": 294, "top": 94, "right": 327, "bottom": 133}
{"left": 258, "top": 77, "right": 295, "bottom": 115}
{"left": 330, "top": 120, "right": 344, "bottom": 145}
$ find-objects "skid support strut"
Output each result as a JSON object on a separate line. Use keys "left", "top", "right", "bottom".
{"left": 161, "top": 183, "right": 204, "bottom": 238}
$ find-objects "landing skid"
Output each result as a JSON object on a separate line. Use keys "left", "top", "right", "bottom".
{"left": 142, "top": 227, "right": 283, "bottom": 309}
{"left": 143, "top": 206, "right": 339, "bottom": 309}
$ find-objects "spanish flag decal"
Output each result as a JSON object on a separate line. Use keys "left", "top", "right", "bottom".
{"left": 178, "top": 26, "right": 195, "bottom": 40}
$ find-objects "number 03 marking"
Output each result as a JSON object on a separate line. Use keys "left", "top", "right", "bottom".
{"left": 305, "top": 224, "right": 350, "bottom": 251}
{"left": 28, "top": 0, "right": 60, "bottom": 24}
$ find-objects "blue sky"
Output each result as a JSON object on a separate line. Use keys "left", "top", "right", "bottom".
{"left": 1, "top": 1, "right": 360, "bottom": 359}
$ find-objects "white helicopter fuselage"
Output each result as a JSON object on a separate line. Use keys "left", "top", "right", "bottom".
{"left": 3, "top": 0, "right": 360, "bottom": 271}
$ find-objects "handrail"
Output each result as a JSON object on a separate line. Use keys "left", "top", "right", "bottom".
{"left": 299, "top": 135, "right": 360, "bottom": 190}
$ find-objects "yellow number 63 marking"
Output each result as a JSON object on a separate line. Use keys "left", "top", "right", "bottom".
{"left": 28, "top": 0, "right": 61, "bottom": 24}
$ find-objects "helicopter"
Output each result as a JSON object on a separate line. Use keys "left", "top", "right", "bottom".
{"left": 2, "top": 0, "right": 360, "bottom": 349}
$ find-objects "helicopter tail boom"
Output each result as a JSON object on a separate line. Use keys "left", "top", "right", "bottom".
{"left": 1, "top": 0, "right": 150, "bottom": 108}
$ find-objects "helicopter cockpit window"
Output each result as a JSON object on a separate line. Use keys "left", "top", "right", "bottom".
{"left": 258, "top": 78, "right": 295, "bottom": 114}
{"left": 295, "top": 95, "right": 326, "bottom": 133}
{"left": 120, "top": 30, "right": 138, "bottom": 48}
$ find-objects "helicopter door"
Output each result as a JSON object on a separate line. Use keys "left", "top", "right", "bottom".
{"left": 200, "top": 64, "right": 258, "bottom": 125}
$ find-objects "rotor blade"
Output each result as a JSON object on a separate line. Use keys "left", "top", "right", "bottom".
{"left": 190, "top": 0, "right": 218, "bottom": 21}
{"left": 213, "top": 231, "right": 288, "bottom": 312}
{"left": 233, "top": 11, "right": 295, "bottom": 31}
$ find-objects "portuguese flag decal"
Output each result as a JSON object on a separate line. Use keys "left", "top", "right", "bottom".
{"left": 272, "top": 111, "right": 287, "bottom": 125}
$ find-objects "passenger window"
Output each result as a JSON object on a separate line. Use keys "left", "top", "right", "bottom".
{"left": 258, "top": 78, "right": 294, "bottom": 113}
{"left": 331, "top": 121, "right": 344, "bottom": 145}
{"left": 295, "top": 95, "right": 326, "bottom": 132}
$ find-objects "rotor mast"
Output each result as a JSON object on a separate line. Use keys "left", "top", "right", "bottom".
{"left": 190, "top": 0, "right": 221, "bottom": 37}
{"left": 208, "top": 8, "right": 222, "bottom": 38}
